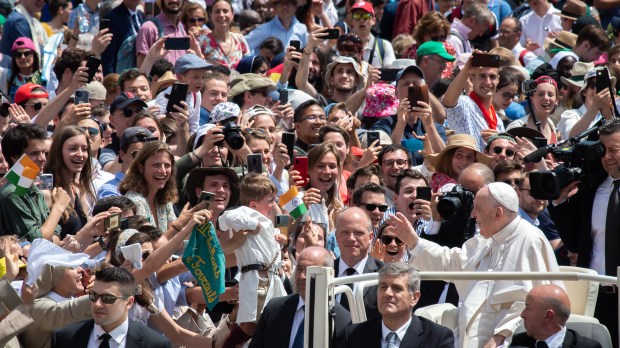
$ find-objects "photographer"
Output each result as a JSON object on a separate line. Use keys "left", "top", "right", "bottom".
{"left": 547, "top": 117, "right": 620, "bottom": 347}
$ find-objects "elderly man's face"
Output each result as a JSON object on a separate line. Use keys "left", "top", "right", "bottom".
{"left": 335, "top": 209, "right": 372, "bottom": 265}
{"left": 471, "top": 187, "right": 498, "bottom": 238}
{"left": 378, "top": 274, "right": 419, "bottom": 320}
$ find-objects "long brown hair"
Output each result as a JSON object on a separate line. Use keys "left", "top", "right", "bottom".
{"left": 119, "top": 141, "right": 178, "bottom": 205}
{"left": 306, "top": 142, "right": 342, "bottom": 208}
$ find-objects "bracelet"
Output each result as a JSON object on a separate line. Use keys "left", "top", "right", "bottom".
{"left": 191, "top": 150, "right": 199, "bottom": 161}
{"left": 71, "top": 35, "right": 79, "bottom": 41}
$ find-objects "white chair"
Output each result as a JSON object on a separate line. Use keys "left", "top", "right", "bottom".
{"left": 559, "top": 266, "right": 599, "bottom": 317}
{"left": 414, "top": 303, "right": 459, "bottom": 330}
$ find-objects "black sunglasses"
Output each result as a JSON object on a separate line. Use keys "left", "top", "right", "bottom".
{"left": 89, "top": 291, "right": 129, "bottom": 304}
{"left": 492, "top": 146, "right": 515, "bottom": 157}
{"left": 361, "top": 203, "right": 388, "bottom": 212}
{"left": 502, "top": 178, "right": 522, "bottom": 186}
{"left": 14, "top": 50, "right": 33, "bottom": 58}
{"left": 25, "top": 102, "right": 46, "bottom": 111}
{"left": 123, "top": 106, "right": 144, "bottom": 118}
{"left": 380, "top": 235, "right": 404, "bottom": 246}
{"left": 430, "top": 35, "right": 447, "bottom": 41}
{"left": 189, "top": 17, "right": 205, "bottom": 23}
{"left": 79, "top": 126, "right": 100, "bottom": 136}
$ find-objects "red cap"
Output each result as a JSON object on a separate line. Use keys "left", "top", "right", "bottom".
{"left": 14, "top": 83, "right": 48, "bottom": 104}
{"left": 351, "top": 1, "right": 375, "bottom": 15}
{"left": 351, "top": 146, "right": 365, "bottom": 157}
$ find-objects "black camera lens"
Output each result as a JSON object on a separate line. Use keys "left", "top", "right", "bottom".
{"left": 437, "top": 197, "right": 462, "bottom": 219}
{"left": 225, "top": 132, "right": 245, "bottom": 150}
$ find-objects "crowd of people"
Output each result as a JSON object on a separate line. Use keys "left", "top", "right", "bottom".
{"left": 0, "top": 0, "right": 619, "bottom": 346}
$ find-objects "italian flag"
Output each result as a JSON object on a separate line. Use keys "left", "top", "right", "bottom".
{"left": 5, "top": 154, "right": 40, "bottom": 196}
{"left": 279, "top": 186, "right": 308, "bottom": 219}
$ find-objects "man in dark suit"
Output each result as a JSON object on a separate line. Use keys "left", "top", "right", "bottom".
{"left": 334, "top": 207, "right": 384, "bottom": 320}
{"left": 52, "top": 267, "right": 170, "bottom": 347}
{"left": 339, "top": 263, "right": 454, "bottom": 348}
{"left": 548, "top": 118, "right": 620, "bottom": 347}
{"left": 101, "top": 0, "right": 144, "bottom": 74}
{"left": 510, "top": 284, "right": 602, "bottom": 348}
{"left": 250, "top": 246, "right": 352, "bottom": 348}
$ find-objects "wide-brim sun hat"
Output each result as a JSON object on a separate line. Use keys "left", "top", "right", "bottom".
{"left": 325, "top": 56, "right": 365, "bottom": 90}
{"left": 427, "top": 134, "right": 494, "bottom": 168}
{"left": 185, "top": 167, "right": 240, "bottom": 208}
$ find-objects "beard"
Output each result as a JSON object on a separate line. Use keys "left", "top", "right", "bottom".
{"left": 334, "top": 84, "right": 353, "bottom": 93}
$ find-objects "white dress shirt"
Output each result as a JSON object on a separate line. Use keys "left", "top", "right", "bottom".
{"left": 380, "top": 317, "right": 412, "bottom": 348}
{"left": 591, "top": 175, "right": 615, "bottom": 275}
{"left": 289, "top": 297, "right": 305, "bottom": 348}
{"left": 87, "top": 317, "right": 129, "bottom": 348}
{"left": 519, "top": 5, "right": 562, "bottom": 56}
{"left": 538, "top": 326, "right": 567, "bottom": 348}
{"left": 511, "top": 42, "right": 538, "bottom": 67}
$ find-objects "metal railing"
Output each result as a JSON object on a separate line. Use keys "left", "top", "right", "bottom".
{"left": 303, "top": 267, "right": 620, "bottom": 348}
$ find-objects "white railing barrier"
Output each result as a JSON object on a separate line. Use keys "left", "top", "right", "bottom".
{"left": 304, "top": 266, "right": 620, "bottom": 348}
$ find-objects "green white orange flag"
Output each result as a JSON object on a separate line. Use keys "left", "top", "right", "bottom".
{"left": 5, "top": 154, "right": 39, "bottom": 196}
{"left": 279, "top": 186, "right": 308, "bottom": 219}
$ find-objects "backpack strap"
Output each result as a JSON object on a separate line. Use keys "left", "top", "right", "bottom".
{"left": 147, "top": 16, "right": 164, "bottom": 38}
{"left": 377, "top": 38, "right": 385, "bottom": 65}
{"left": 518, "top": 49, "right": 528, "bottom": 66}
{"left": 450, "top": 29, "right": 467, "bottom": 52}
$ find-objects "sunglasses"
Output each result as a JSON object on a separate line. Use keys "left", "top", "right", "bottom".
{"left": 361, "top": 203, "right": 388, "bottom": 212}
{"left": 502, "top": 178, "right": 522, "bottom": 186}
{"left": 25, "top": 102, "right": 46, "bottom": 111}
{"left": 352, "top": 13, "right": 373, "bottom": 20}
{"left": 492, "top": 146, "right": 515, "bottom": 157}
{"left": 338, "top": 34, "right": 362, "bottom": 44}
{"left": 380, "top": 235, "right": 404, "bottom": 246}
{"left": 14, "top": 50, "right": 33, "bottom": 58}
{"left": 80, "top": 126, "right": 100, "bottom": 136}
{"left": 430, "top": 35, "right": 447, "bottom": 41}
{"left": 189, "top": 17, "right": 205, "bottom": 23}
{"left": 123, "top": 106, "right": 144, "bottom": 118}
{"left": 251, "top": 89, "right": 269, "bottom": 97}
{"left": 89, "top": 291, "right": 129, "bottom": 304}
{"left": 382, "top": 159, "right": 408, "bottom": 167}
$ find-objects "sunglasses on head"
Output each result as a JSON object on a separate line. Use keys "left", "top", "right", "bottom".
{"left": 14, "top": 50, "right": 33, "bottom": 59}
{"left": 25, "top": 102, "right": 46, "bottom": 111}
{"left": 492, "top": 146, "right": 515, "bottom": 157}
{"left": 338, "top": 34, "right": 362, "bottom": 44}
{"left": 361, "top": 203, "right": 388, "bottom": 212}
{"left": 89, "top": 291, "right": 129, "bottom": 304}
{"left": 79, "top": 126, "right": 100, "bottom": 136}
{"left": 380, "top": 235, "right": 404, "bottom": 246}
{"left": 189, "top": 17, "right": 205, "bottom": 23}
{"left": 123, "top": 106, "right": 144, "bottom": 118}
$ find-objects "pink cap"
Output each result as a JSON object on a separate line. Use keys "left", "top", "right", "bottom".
{"left": 351, "top": 1, "right": 374, "bottom": 15}
{"left": 12, "top": 37, "right": 36, "bottom": 52}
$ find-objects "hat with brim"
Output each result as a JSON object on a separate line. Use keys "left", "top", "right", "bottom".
{"left": 506, "top": 127, "right": 545, "bottom": 142}
{"left": 560, "top": 62, "right": 594, "bottom": 90}
{"left": 395, "top": 65, "right": 425, "bottom": 86}
{"left": 427, "top": 134, "right": 493, "bottom": 168}
{"left": 325, "top": 56, "right": 365, "bottom": 90}
{"left": 151, "top": 71, "right": 177, "bottom": 96}
{"left": 185, "top": 166, "right": 240, "bottom": 207}
{"left": 555, "top": 0, "right": 586, "bottom": 21}
{"left": 416, "top": 41, "right": 456, "bottom": 62}
{"left": 228, "top": 73, "right": 277, "bottom": 99}
{"left": 544, "top": 31, "right": 577, "bottom": 51}
{"left": 109, "top": 92, "right": 148, "bottom": 114}
{"left": 579, "top": 67, "right": 617, "bottom": 94}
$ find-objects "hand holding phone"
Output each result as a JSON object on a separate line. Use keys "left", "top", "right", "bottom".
{"left": 104, "top": 213, "right": 121, "bottom": 232}
{"left": 85, "top": 56, "right": 101, "bottom": 83}
{"left": 165, "top": 37, "right": 190, "bottom": 51}
{"left": 470, "top": 53, "right": 500, "bottom": 68}
{"left": 294, "top": 157, "right": 309, "bottom": 186}
{"left": 199, "top": 191, "right": 216, "bottom": 210}
{"left": 408, "top": 85, "right": 429, "bottom": 109}
{"left": 247, "top": 153, "right": 263, "bottom": 174}
{"left": 166, "top": 83, "right": 189, "bottom": 113}
{"left": 275, "top": 214, "right": 290, "bottom": 237}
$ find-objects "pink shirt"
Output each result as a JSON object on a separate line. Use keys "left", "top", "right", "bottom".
{"left": 136, "top": 13, "right": 187, "bottom": 66}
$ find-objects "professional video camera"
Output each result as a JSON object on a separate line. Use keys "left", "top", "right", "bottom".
{"left": 216, "top": 121, "right": 244, "bottom": 150}
{"left": 437, "top": 185, "right": 475, "bottom": 220}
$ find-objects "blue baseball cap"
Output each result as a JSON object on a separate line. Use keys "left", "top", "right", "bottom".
{"left": 174, "top": 54, "right": 211, "bottom": 74}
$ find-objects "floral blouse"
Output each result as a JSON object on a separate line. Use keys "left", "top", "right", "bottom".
{"left": 198, "top": 31, "right": 249, "bottom": 69}
{"left": 125, "top": 191, "right": 177, "bottom": 234}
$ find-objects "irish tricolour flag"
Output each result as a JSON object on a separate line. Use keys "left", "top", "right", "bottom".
{"left": 5, "top": 154, "right": 40, "bottom": 196}
{"left": 279, "top": 186, "right": 308, "bottom": 219}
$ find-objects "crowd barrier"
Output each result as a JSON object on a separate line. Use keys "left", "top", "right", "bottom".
{"left": 301, "top": 266, "right": 620, "bottom": 347}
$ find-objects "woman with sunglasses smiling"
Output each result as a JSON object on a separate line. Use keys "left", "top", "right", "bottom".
{"left": 370, "top": 221, "right": 406, "bottom": 263}
{"left": 402, "top": 11, "right": 454, "bottom": 78}
{"left": 1, "top": 38, "right": 43, "bottom": 101}
{"left": 181, "top": 2, "right": 208, "bottom": 36}
{"left": 198, "top": 0, "right": 250, "bottom": 68}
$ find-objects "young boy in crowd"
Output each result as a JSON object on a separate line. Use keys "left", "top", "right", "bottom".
{"left": 218, "top": 173, "right": 287, "bottom": 348}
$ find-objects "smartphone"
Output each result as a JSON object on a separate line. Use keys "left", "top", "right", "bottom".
{"left": 199, "top": 191, "right": 216, "bottom": 209}
{"left": 275, "top": 214, "right": 290, "bottom": 237}
{"left": 533, "top": 137, "right": 547, "bottom": 148}
{"left": 85, "top": 56, "right": 101, "bottom": 83}
{"left": 165, "top": 37, "right": 190, "bottom": 51}
{"left": 104, "top": 213, "right": 121, "bottom": 232}
{"left": 247, "top": 153, "right": 263, "bottom": 174}
{"left": 470, "top": 53, "right": 500, "bottom": 68}
{"left": 367, "top": 131, "right": 381, "bottom": 147}
{"left": 416, "top": 186, "right": 432, "bottom": 201}
{"left": 408, "top": 85, "right": 429, "bottom": 109}
{"left": 282, "top": 132, "right": 295, "bottom": 162}
{"left": 294, "top": 156, "right": 309, "bottom": 186}
{"left": 74, "top": 90, "right": 89, "bottom": 104}
{"left": 99, "top": 19, "right": 110, "bottom": 31}
{"left": 166, "top": 83, "right": 189, "bottom": 113}
{"left": 35, "top": 173, "right": 54, "bottom": 190}
{"left": 279, "top": 89, "right": 289, "bottom": 105}
{"left": 290, "top": 40, "right": 301, "bottom": 63}
{"left": 324, "top": 28, "right": 340, "bottom": 40}
{"left": 379, "top": 68, "right": 400, "bottom": 82}
{"left": 120, "top": 218, "right": 129, "bottom": 230}
{"left": 597, "top": 68, "right": 612, "bottom": 93}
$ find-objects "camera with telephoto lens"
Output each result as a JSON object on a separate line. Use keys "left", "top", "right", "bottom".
{"left": 216, "top": 121, "right": 244, "bottom": 150}
{"left": 529, "top": 141, "right": 606, "bottom": 200}
{"left": 522, "top": 79, "right": 538, "bottom": 95}
{"left": 437, "top": 185, "right": 475, "bottom": 219}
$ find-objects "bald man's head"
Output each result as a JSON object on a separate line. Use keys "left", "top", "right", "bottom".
{"left": 336, "top": 207, "right": 373, "bottom": 266}
{"left": 521, "top": 284, "right": 571, "bottom": 340}
{"left": 295, "top": 246, "right": 334, "bottom": 298}
{"left": 459, "top": 162, "right": 494, "bottom": 193}
{"left": 531, "top": 284, "right": 571, "bottom": 324}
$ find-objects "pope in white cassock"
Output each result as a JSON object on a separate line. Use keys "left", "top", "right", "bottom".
{"left": 386, "top": 182, "right": 562, "bottom": 348}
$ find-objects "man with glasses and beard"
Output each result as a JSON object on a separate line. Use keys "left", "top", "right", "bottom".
{"left": 136, "top": 0, "right": 187, "bottom": 67}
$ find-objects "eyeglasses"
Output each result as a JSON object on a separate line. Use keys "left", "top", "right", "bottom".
{"left": 89, "top": 291, "right": 129, "bottom": 304}
{"left": 251, "top": 89, "right": 269, "bottom": 97}
{"left": 502, "top": 178, "right": 522, "bottom": 186}
{"left": 79, "top": 126, "right": 100, "bottom": 136}
{"left": 189, "top": 17, "right": 205, "bottom": 23}
{"left": 502, "top": 92, "right": 519, "bottom": 101}
{"left": 429, "top": 35, "right": 447, "bottom": 41}
{"left": 123, "top": 106, "right": 144, "bottom": 118}
{"left": 25, "top": 102, "right": 46, "bottom": 111}
{"left": 427, "top": 56, "right": 447, "bottom": 68}
{"left": 382, "top": 159, "right": 408, "bottom": 167}
{"left": 380, "top": 235, "right": 404, "bottom": 246}
{"left": 302, "top": 114, "right": 328, "bottom": 122}
{"left": 360, "top": 203, "right": 388, "bottom": 212}
{"left": 338, "top": 34, "right": 362, "bottom": 44}
{"left": 14, "top": 50, "right": 33, "bottom": 58}
{"left": 352, "top": 13, "right": 373, "bottom": 20}
{"left": 499, "top": 29, "right": 519, "bottom": 36}
{"left": 492, "top": 146, "right": 515, "bottom": 157}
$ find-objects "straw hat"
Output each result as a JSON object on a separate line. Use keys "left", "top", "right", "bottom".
{"left": 427, "top": 134, "right": 494, "bottom": 168}
{"left": 151, "top": 71, "right": 177, "bottom": 96}
{"left": 560, "top": 62, "right": 594, "bottom": 90}
{"left": 544, "top": 31, "right": 577, "bottom": 51}
{"left": 556, "top": 0, "right": 587, "bottom": 21}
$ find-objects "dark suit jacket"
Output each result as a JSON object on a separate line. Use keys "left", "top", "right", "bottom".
{"left": 339, "top": 315, "right": 454, "bottom": 348}
{"left": 510, "top": 329, "right": 602, "bottom": 348}
{"left": 249, "top": 294, "right": 351, "bottom": 348}
{"left": 101, "top": 2, "right": 145, "bottom": 74}
{"left": 334, "top": 256, "right": 384, "bottom": 320}
{"left": 51, "top": 319, "right": 170, "bottom": 347}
